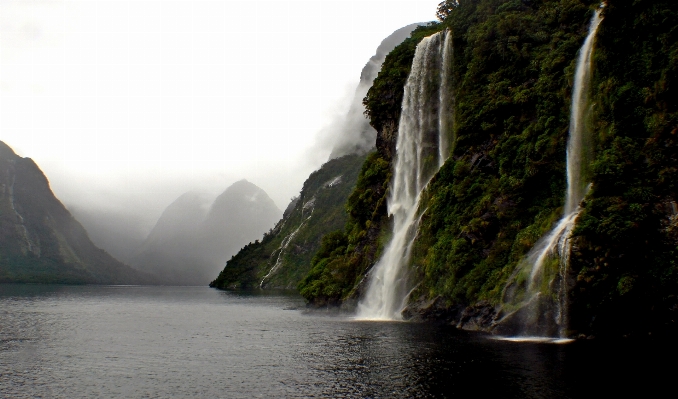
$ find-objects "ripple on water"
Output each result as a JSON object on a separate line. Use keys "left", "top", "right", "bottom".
{"left": 0, "top": 285, "right": 675, "bottom": 398}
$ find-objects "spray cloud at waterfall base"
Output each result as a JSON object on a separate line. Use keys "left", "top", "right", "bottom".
{"left": 356, "top": 30, "right": 454, "bottom": 321}
{"left": 496, "top": 7, "right": 604, "bottom": 339}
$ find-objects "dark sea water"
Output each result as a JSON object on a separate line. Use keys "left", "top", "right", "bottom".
{"left": 0, "top": 285, "right": 675, "bottom": 398}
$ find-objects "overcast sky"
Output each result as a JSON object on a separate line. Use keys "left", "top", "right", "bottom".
{"left": 1, "top": 0, "right": 441, "bottom": 230}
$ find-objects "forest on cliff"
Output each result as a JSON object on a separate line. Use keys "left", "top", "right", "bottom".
{"left": 295, "top": 0, "right": 678, "bottom": 337}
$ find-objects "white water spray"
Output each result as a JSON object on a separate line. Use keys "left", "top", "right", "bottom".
{"left": 502, "top": 8, "right": 603, "bottom": 337}
{"left": 356, "top": 30, "right": 454, "bottom": 320}
{"left": 438, "top": 31, "right": 453, "bottom": 167}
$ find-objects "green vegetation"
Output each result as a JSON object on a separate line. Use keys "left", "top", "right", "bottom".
{"left": 301, "top": 0, "right": 597, "bottom": 307}
{"left": 0, "top": 253, "right": 93, "bottom": 284}
{"left": 411, "top": 0, "right": 597, "bottom": 307}
{"left": 568, "top": 0, "right": 678, "bottom": 337}
{"left": 363, "top": 23, "right": 444, "bottom": 136}
{"left": 302, "top": 0, "right": 678, "bottom": 336}
{"left": 298, "top": 152, "right": 392, "bottom": 305}
{"left": 297, "top": 24, "right": 448, "bottom": 305}
{"left": 210, "top": 154, "right": 366, "bottom": 290}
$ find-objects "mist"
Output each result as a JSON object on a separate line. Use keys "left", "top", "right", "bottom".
{"left": 130, "top": 181, "right": 282, "bottom": 285}
{"left": 324, "top": 23, "right": 422, "bottom": 159}
{"left": 0, "top": 0, "right": 440, "bottom": 264}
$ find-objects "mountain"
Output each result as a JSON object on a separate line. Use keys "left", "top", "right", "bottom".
{"left": 210, "top": 153, "right": 365, "bottom": 289}
{"left": 68, "top": 206, "right": 148, "bottom": 264}
{"left": 300, "top": 0, "right": 678, "bottom": 338}
{"left": 329, "top": 23, "right": 420, "bottom": 159}
{"left": 209, "top": 25, "right": 421, "bottom": 290}
{"left": 131, "top": 180, "right": 281, "bottom": 285}
{"left": 129, "top": 192, "right": 209, "bottom": 284}
{"left": 200, "top": 180, "right": 282, "bottom": 263}
{"left": 0, "top": 141, "right": 151, "bottom": 284}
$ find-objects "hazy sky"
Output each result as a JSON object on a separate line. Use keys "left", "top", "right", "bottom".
{"left": 1, "top": 0, "right": 441, "bottom": 230}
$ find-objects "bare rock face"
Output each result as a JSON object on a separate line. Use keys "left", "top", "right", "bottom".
{"left": 456, "top": 301, "right": 497, "bottom": 332}
{"left": 0, "top": 141, "right": 150, "bottom": 284}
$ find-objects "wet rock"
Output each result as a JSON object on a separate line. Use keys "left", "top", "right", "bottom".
{"left": 456, "top": 301, "right": 497, "bottom": 332}
{"left": 402, "top": 296, "right": 464, "bottom": 324}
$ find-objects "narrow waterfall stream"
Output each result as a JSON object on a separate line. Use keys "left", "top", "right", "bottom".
{"left": 500, "top": 8, "right": 603, "bottom": 338}
{"left": 357, "top": 30, "right": 453, "bottom": 321}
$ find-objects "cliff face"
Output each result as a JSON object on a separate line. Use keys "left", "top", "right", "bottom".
{"left": 0, "top": 141, "right": 150, "bottom": 284}
{"left": 329, "top": 23, "right": 420, "bottom": 159}
{"left": 303, "top": 0, "right": 678, "bottom": 337}
{"left": 131, "top": 181, "right": 281, "bottom": 285}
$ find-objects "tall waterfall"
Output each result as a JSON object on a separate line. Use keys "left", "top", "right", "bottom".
{"left": 356, "top": 30, "right": 453, "bottom": 321}
{"left": 500, "top": 8, "right": 603, "bottom": 338}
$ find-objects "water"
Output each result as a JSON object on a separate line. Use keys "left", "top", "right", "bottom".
{"left": 0, "top": 284, "right": 675, "bottom": 398}
{"left": 357, "top": 30, "right": 453, "bottom": 320}
{"left": 500, "top": 9, "right": 603, "bottom": 338}
{"left": 565, "top": 7, "right": 602, "bottom": 216}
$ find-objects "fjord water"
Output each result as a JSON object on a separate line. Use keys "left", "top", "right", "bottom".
{"left": 501, "top": 9, "right": 603, "bottom": 338}
{"left": 357, "top": 30, "right": 453, "bottom": 320}
{"left": 0, "top": 285, "right": 673, "bottom": 398}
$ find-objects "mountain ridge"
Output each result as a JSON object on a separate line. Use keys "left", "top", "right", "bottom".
{"left": 131, "top": 179, "right": 281, "bottom": 285}
{"left": 0, "top": 141, "right": 152, "bottom": 284}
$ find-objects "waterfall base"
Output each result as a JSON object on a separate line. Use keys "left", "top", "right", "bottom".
{"left": 493, "top": 292, "right": 569, "bottom": 338}
{"left": 491, "top": 336, "right": 575, "bottom": 344}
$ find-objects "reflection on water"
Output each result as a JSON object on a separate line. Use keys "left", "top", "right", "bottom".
{"left": 492, "top": 336, "right": 575, "bottom": 344}
{"left": 0, "top": 284, "right": 675, "bottom": 398}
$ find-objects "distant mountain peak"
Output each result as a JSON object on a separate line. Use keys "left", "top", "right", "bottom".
{"left": 131, "top": 179, "right": 281, "bottom": 285}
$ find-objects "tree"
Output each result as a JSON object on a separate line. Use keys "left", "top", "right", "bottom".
{"left": 436, "top": 0, "right": 460, "bottom": 21}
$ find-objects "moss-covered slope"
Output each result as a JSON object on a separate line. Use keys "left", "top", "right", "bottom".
{"left": 209, "top": 154, "right": 365, "bottom": 289}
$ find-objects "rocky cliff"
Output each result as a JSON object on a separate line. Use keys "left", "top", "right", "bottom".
{"left": 0, "top": 141, "right": 151, "bottom": 284}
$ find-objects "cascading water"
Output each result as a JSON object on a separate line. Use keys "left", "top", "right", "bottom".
{"left": 499, "top": 8, "right": 603, "bottom": 339}
{"left": 356, "top": 30, "right": 453, "bottom": 321}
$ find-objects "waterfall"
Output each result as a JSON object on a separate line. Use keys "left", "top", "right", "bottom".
{"left": 566, "top": 9, "right": 603, "bottom": 215}
{"left": 500, "top": 8, "right": 603, "bottom": 338}
{"left": 356, "top": 30, "right": 453, "bottom": 321}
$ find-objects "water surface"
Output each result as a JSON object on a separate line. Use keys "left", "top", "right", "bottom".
{"left": 0, "top": 285, "right": 673, "bottom": 398}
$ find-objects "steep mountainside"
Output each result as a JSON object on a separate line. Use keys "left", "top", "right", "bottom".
{"left": 210, "top": 25, "right": 422, "bottom": 291}
{"left": 302, "top": 0, "right": 678, "bottom": 337}
{"left": 210, "top": 154, "right": 365, "bottom": 289}
{"left": 329, "top": 23, "right": 420, "bottom": 158}
{"left": 0, "top": 141, "right": 151, "bottom": 284}
{"left": 298, "top": 23, "right": 445, "bottom": 306}
{"left": 132, "top": 180, "right": 280, "bottom": 285}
